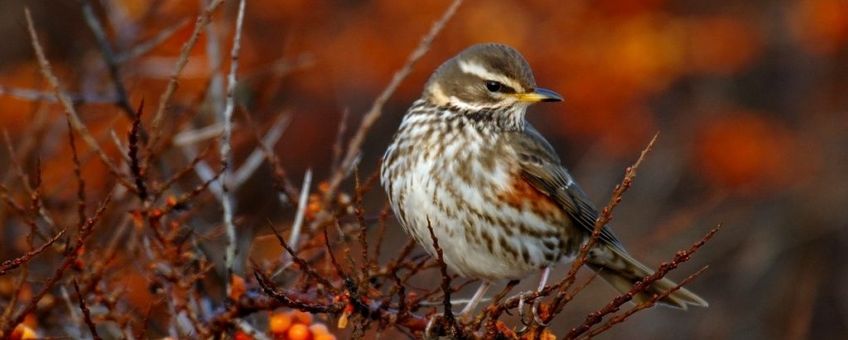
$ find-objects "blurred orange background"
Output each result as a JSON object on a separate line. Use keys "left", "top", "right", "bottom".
{"left": 1, "top": 0, "right": 847, "bottom": 338}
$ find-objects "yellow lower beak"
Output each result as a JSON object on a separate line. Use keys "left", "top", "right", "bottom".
{"left": 515, "top": 87, "right": 564, "bottom": 103}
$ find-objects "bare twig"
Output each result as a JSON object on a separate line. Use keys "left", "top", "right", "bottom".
{"left": 24, "top": 8, "right": 136, "bottom": 193}
{"left": 81, "top": 0, "right": 137, "bottom": 121}
{"left": 148, "top": 0, "right": 225, "bottom": 152}
{"left": 565, "top": 226, "right": 720, "bottom": 339}
{"left": 581, "top": 266, "right": 710, "bottom": 339}
{"left": 156, "top": 142, "right": 214, "bottom": 196}
{"left": 241, "top": 110, "right": 298, "bottom": 204}
{"left": 3, "top": 131, "right": 55, "bottom": 237}
{"left": 173, "top": 123, "right": 228, "bottom": 146}
{"left": 268, "top": 223, "right": 336, "bottom": 291}
{"left": 232, "top": 116, "right": 290, "bottom": 187}
{"left": 0, "top": 85, "right": 114, "bottom": 104}
{"left": 128, "top": 100, "right": 148, "bottom": 201}
{"left": 426, "top": 219, "right": 460, "bottom": 338}
{"left": 222, "top": 0, "right": 247, "bottom": 296}
{"left": 0, "top": 229, "right": 65, "bottom": 275}
{"left": 115, "top": 19, "right": 190, "bottom": 63}
{"left": 331, "top": 109, "right": 350, "bottom": 173}
{"left": 66, "top": 118, "right": 87, "bottom": 224}
{"left": 288, "top": 170, "right": 312, "bottom": 252}
{"left": 73, "top": 281, "right": 102, "bottom": 340}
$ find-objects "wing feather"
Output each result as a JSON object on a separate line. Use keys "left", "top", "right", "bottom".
{"left": 508, "top": 124, "right": 626, "bottom": 251}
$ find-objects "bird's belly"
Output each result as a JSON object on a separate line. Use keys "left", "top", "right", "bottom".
{"left": 391, "top": 156, "right": 566, "bottom": 281}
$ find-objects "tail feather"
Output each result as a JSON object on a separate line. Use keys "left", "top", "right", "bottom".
{"left": 587, "top": 244, "right": 708, "bottom": 310}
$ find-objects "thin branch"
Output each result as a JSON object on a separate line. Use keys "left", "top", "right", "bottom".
{"left": 173, "top": 122, "right": 228, "bottom": 146}
{"left": 241, "top": 110, "right": 298, "bottom": 204}
{"left": 222, "top": 0, "right": 247, "bottom": 297}
{"left": 115, "top": 18, "right": 190, "bottom": 63}
{"left": 73, "top": 280, "right": 102, "bottom": 340}
{"left": 0, "top": 229, "right": 65, "bottom": 275}
{"left": 128, "top": 100, "right": 148, "bottom": 201}
{"left": 426, "top": 219, "right": 460, "bottom": 338}
{"left": 81, "top": 0, "right": 137, "bottom": 121}
{"left": 267, "top": 223, "right": 336, "bottom": 291}
{"left": 232, "top": 116, "right": 290, "bottom": 188}
{"left": 330, "top": 109, "right": 350, "bottom": 173}
{"left": 565, "top": 226, "right": 720, "bottom": 339}
{"left": 156, "top": 142, "right": 215, "bottom": 196}
{"left": 0, "top": 85, "right": 115, "bottom": 104}
{"left": 148, "top": 0, "right": 225, "bottom": 152}
{"left": 288, "top": 170, "right": 312, "bottom": 253}
{"left": 581, "top": 266, "right": 710, "bottom": 339}
{"left": 24, "top": 8, "right": 136, "bottom": 193}
{"left": 66, "top": 118, "right": 87, "bottom": 224}
{"left": 2, "top": 131, "right": 54, "bottom": 238}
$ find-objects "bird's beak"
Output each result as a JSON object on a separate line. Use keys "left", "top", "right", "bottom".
{"left": 515, "top": 87, "right": 564, "bottom": 103}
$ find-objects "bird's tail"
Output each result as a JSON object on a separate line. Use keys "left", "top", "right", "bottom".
{"left": 586, "top": 244, "right": 708, "bottom": 309}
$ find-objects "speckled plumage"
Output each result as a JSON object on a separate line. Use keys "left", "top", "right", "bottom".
{"left": 380, "top": 43, "right": 707, "bottom": 309}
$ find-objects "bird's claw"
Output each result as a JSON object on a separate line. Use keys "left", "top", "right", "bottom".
{"left": 515, "top": 293, "right": 532, "bottom": 334}
{"left": 531, "top": 300, "right": 549, "bottom": 327}
{"left": 515, "top": 291, "right": 548, "bottom": 334}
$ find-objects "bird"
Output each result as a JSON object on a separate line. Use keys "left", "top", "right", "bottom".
{"left": 379, "top": 43, "right": 707, "bottom": 315}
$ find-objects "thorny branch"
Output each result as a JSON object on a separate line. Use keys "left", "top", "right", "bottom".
{"left": 565, "top": 226, "right": 720, "bottom": 339}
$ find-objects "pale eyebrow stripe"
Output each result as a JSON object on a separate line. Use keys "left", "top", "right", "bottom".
{"left": 458, "top": 60, "right": 523, "bottom": 91}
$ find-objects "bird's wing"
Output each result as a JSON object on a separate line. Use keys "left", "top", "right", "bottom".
{"left": 507, "top": 124, "right": 626, "bottom": 251}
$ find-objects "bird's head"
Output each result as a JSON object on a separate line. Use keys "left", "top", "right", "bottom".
{"left": 423, "top": 43, "right": 562, "bottom": 122}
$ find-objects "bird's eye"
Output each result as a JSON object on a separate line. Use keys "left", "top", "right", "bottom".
{"left": 485, "top": 81, "right": 502, "bottom": 92}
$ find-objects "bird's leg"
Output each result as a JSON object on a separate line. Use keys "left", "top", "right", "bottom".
{"left": 531, "top": 266, "right": 551, "bottom": 326}
{"left": 536, "top": 266, "right": 551, "bottom": 292}
{"left": 459, "top": 281, "right": 491, "bottom": 316}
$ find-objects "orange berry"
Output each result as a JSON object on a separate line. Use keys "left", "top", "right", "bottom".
{"left": 269, "top": 312, "right": 293, "bottom": 334}
{"left": 229, "top": 275, "right": 246, "bottom": 301}
{"left": 11, "top": 324, "right": 38, "bottom": 340}
{"left": 292, "top": 311, "right": 313, "bottom": 325}
{"left": 287, "top": 323, "right": 311, "bottom": 340}
{"left": 234, "top": 331, "right": 252, "bottom": 340}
